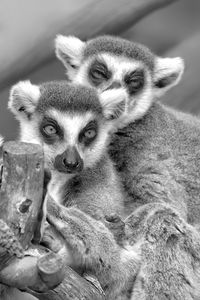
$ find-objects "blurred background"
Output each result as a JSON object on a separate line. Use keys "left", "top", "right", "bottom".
{"left": 0, "top": 0, "right": 200, "bottom": 140}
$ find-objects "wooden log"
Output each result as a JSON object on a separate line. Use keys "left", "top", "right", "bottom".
{"left": 0, "top": 141, "right": 43, "bottom": 297}
{"left": 0, "top": 142, "right": 65, "bottom": 297}
{"left": 0, "top": 141, "right": 44, "bottom": 249}
{"left": 0, "top": 0, "right": 177, "bottom": 90}
{"left": 32, "top": 266, "right": 105, "bottom": 300}
{"left": 0, "top": 251, "right": 65, "bottom": 292}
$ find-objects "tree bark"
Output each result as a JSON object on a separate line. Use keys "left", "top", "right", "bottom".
{"left": 0, "top": 141, "right": 44, "bottom": 248}
{"left": 33, "top": 266, "right": 105, "bottom": 300}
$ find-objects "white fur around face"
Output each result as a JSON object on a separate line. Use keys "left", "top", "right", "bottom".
{"left": 100, "top": 88, "right": 128, "bottom": 119}
{"left": 46, "top": 109, "right": 110, "bottom": 169}
{"left": 74, "top": 53, "right": 144, "bottom": 87}
{"left": 47, "top": 109, "right": 94, "bottom": 148}
{"left": 19, "top": 114, "right": 41, "bottom": 145}
{"left": 73, "top": 53, "right": 154, "bottom": 126}
{"left": 8, "top": 80, "right": 40, "bottom": 120}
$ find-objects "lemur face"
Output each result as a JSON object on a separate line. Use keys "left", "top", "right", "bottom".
{"left": 74, "top": 53, "right": 153, "bottom": 126}
{"left": 37, "top": 109, "right": 103, "bottom": 173}
{"left": 9, "top": 81, "right": 125, "bottom": 174}
{"left": 55, "top": 35, "right": 184, "bottom": 125}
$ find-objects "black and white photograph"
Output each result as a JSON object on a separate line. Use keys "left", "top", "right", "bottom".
{"left": 0, "top": 1, "right": 200, "bottom": 299}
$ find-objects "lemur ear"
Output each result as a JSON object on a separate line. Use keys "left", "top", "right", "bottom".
{"left": 8, "top": 80, "right": 40, "bottom": 120}
{"left": 0, "top": 135, "right": 4, "bottom": 148}
{"left": 55, "top": 35, "right": 85, "bottom": 80}
{"left": 100, "top": 89, "right": 126, "bottom": 121}
{"left": 153, "top": 57, "right": 184, "bottom": 97}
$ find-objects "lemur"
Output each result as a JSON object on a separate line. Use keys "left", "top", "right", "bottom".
{"left": 8, "top": 80, "right": 140, "bottom": 300}
{"left": 54, "top": 35, "right": 200, "bottom": 299}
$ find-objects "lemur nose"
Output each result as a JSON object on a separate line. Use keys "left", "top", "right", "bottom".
{"left": 62, "top": 157, "right": 79, "bottom": 169}
{"left": 105, "top": 81, "right": 122, "bottom": 91}
{"left": 54, "top": 146, "right": 83, "bottom": 174}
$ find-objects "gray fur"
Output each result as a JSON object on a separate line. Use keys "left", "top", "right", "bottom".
{"left": 55, "top": 34, "right": 200, "bottom": 299}
{"left": 109, "top": 101, "right": 200, "bottom": 299}
{"left": 83, "top": 35, "right": 155, "bottom": 71}
{"left": 38, "top": 81, "right": 102, "bottom": 115}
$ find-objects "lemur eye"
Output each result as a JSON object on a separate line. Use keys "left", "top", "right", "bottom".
{"left": 43, "top": 125, "right": 57, "bottom": 135}
{"left": 124, "top": 69, "right": 145, "bottom": 95}
{"left": 89, "top": 60, "right": 111, "bottom": 86}
{"left": 40, "top": 118, "right": 63, "bottom": 144}
{"left": 91, "top": 69, "right": 106, "bottom": 80}
{"left": 79, "top": 120, "right": 98, "bottom": 146}
{"left": 84, "top": 129, "right": 96, "bottom": 139}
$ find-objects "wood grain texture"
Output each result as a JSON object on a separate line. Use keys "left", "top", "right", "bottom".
{"left": 0, "top": 251, "right": 65, "bottom": 292}
{"left": 33, "top": 265, "right": 105, "bottom": 300}
{"left": 0, "top": 142, "right": 43, "bottom": 298}
{"left": 0, "top": 142, "right": 44, "bottom": 248}
{"left": 0, "top": 142, "right": 67, "bottom": 298}
{"left": 0, "top": 0, "right": 177, "bottom": 90}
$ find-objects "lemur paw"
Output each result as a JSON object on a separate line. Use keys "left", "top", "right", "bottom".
{"left": 46, "top": 196, "right": 117, "bottom": 269}
{"left": 144, "top": 207, "right": 185, "bottom": 244}
{"left": 0, "top": 219, "right": 24, "bottom": 259}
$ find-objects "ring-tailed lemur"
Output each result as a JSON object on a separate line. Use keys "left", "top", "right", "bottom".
{"left": 54, "top": 35, "right": 200, "bottom": 299}
{"left": 8, "top": 80, "right": 140, "bottom": 300}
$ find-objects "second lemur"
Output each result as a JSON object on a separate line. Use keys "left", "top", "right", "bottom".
{"left": 55, "top": 34, "right": 200, "bottom": 299}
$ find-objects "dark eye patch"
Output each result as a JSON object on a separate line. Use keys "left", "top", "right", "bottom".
{"left": 79, "top": 120, "right": 98, "bottom": 146}
{"left": 88, "top": 59, "right": 111, "bottom": 86}
{"left": 40, "top": 117, "right": 63, "bottom": 144}
{"left": 124, "top": 69, "right": 145, "bottom": 95}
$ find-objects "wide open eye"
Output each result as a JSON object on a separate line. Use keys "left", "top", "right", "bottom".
{"left": 84, "top": 129, "right": 96, "bottom": 139}
{"left": 43, "top": 124, "right": 57, "bottom": 136}
{"left": 79, "top": 121, "right": 98, "bottom": 146}
{"left": 124, "top": 69, "right": 145, "bottom": 95}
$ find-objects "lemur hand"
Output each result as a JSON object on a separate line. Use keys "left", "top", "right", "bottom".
{"left": 46, "top": 194, "right": 140, "bottom": 299}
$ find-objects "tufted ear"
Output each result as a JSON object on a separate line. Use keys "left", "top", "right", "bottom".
{"left": 8, "top": 80, "right": 40, "bottom": 120}
{"left": 55, "top": 35, "right": 85, "bottom": 80}
{"left": 153, "top": 56, "right": 184, "bottom": 97}
{"left": 100, "top": 89, "right": 127, "bottom": 121}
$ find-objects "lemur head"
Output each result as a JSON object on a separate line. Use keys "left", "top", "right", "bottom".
{"left": 55, "top": 35, "right": 184, "bottom": 126}
{"left": 8, "top": 81, "right": 125, "bottom": 174}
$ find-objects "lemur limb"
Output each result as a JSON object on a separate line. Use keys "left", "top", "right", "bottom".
{"left": 125, "top": 203, "right": 200, "bottom": 299}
